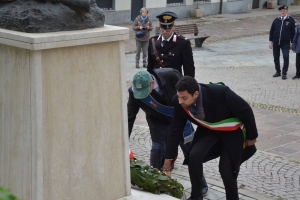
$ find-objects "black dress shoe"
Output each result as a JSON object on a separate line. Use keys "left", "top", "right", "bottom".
{"left": 136, "top": 65, "right": 140, "bottom": 69}
{"left": 292, "top": 75, "right": 300, "bottom": 80}
{"left": 273, "top": 72, "right": 281, "bottom": 77}
{"left": 143, "top": 64, "right": 147, "bottom": 68}
{"left": 282, "top": 74, "right": 287, "bottom": 80}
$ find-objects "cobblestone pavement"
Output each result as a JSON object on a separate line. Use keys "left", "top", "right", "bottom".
{"left": 125, "top": 5, "right": 300, "bottom": 200}
{"left": 130, "top": 125, "right": 300, "bottom": 200}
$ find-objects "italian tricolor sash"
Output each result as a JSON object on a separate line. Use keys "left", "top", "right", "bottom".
{"left": 183, "top": 108, "right": 247, "bottom": 148}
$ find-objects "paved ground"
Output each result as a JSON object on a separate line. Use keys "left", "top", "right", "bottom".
{"left": 123, "top": 5, "right": 300, "bottom": 200}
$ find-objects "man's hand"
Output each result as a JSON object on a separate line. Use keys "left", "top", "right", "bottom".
{"left": 162, "top": 159, "right": 172, "bottom": 178}
{"left": 163, "top": 170, "right": 171, "bottom": 178}
{"left": 269, "top": 43, "right": 273, "bottom": 49}
{"left": 246, "top": 139, "right": 256, "bottom": 146}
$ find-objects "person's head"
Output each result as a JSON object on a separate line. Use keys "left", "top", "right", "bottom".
{"left": 140, "top": 7, "right": 148, "bottom": 17}
{"left": 132, "top": 70, "right": 154, "bottom": 99}
{"left": 175, "top": 76, "right": 199, "bottom": 108}
{"left": 156, "top": 11, "right": 178, "bottom": 39}
{"left": 278, "top": 5, "right": 288, "bottom": 17}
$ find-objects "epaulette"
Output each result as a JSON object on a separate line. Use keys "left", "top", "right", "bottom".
{"left": 150, "top": 35, "right": 159, "bottom": 39}
{"left": 177, "top": 34, "right": 189, "bottom": 41}
{"left": 151, "top": 34, "right": 161, "bottom": 41}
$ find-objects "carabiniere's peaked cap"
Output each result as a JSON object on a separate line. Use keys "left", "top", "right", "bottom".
{"left": 278, "top": 5, "right": 288, "bottom": 10}
{"left": 156, "top": 11, "right": 178, "bottom": 29}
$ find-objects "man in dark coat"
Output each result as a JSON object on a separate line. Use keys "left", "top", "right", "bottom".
{"left": 162, "top": 76, "right": 258, "bottom": 200}
{"left": 269, "top": 5, "right": 295, "bottom": 80}
{"left": 127, "top": 69, "right": 208, "bottom": 195}
{"left": 128, "top": 68, "right": 183, "bottom": 170}
{"left": 147, "top": 11, "right": 195, "bottom": 77}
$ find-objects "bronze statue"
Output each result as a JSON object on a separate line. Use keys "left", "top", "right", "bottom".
{"left": 0, "top": 0, "right": 90, "bottom": 13}
{"left": 44, "top": 0, "right": 91, "bottom": 13}
{"left": 0, "top": 0, "right": 105, "bottom": 33}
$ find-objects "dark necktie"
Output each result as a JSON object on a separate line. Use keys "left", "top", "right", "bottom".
{"left": 162, "top": 40, "right": 168, "bottom": 47}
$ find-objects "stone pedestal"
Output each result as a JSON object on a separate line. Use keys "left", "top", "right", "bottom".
{"left": 0, "top": 26, "right": 130, "bottom": 200}
{"left": 267, "top": 1, "right": 277, "bottom": 8}
{"left": 191, "top": 8, "right": 204, "bottom": 18}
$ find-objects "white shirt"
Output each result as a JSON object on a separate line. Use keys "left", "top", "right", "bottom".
{"left": 152, "top": 75, "right": 159, "bottom": 92}
{"left": 281, "top": 15, "right": 287, "bottom": 20}
{"left": 161, "top": 32, "right": 175, "bottom": 47}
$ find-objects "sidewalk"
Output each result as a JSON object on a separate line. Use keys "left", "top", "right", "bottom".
{"left": 123, "top": 5, "right": 300, "bottom": 54}
{"left": 123, "top": 5, "right": 300, "bottom": 200}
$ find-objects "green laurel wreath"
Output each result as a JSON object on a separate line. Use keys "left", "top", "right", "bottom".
{"left": 0, "top": 186, "right": 19, "bottom": 200}
{"left": 130, "top": 158, "right": 184, "bottom": 199}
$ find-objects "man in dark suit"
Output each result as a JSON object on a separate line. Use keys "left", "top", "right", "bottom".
{"left": 128, "top": 69, "right": 208, "bottom": 196}
{"left": 147, "top": 11, "right": 195, "bottom": 77}
{"left": 162, "top": 76, "right": 258, "bottom": 200}
{"left": 269, "top": 5, "right": 295, "bottom": 80}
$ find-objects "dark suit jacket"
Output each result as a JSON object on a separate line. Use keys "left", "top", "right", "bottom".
{"left": 164, "top": 83, "right": 258, "bottom": 172}
{"left": 127, "top": 68, "right": 182, "bottom": 139}
{"left": 147, "top": 33, "right": 195, "bottom": 77}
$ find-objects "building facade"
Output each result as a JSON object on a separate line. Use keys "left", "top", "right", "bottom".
{"left": 95, "top": 0, "right": 292, "bottom": 25}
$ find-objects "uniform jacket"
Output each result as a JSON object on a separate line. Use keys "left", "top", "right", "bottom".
{"left": 269, "top": 15, "right": 295, "bottom": 45}
{"left": 292, "top": 26, "right": 300, "bottom": 53}
{"left": 147, "top": 33, "right": 195, "bottom": 77}
{"left": 132, "top": 15, "right": 153, "bottom": 42}
{"left": 127, "top": 68, "right": 182, "bottom": 137}
{"left": 164, "top": 83, "right": 258, "bottom": 173}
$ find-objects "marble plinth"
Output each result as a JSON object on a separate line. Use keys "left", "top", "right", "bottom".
{"left": 0, "top": 26, "right": 130, "bottom": 200}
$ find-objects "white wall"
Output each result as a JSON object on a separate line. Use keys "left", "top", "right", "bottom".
{"left": 211, "top": 0, "right": 226, "bottom": 3}
{"left": 146, "top": 0, "right": 167, "bottom": 8}
{"left": 115, "top": 0, "right": 131, "bottom": 11}
{"left": 185, "top": 0, "right": 194, "bottom": 5}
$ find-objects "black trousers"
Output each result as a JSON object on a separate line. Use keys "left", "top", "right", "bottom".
{"left": 273, "top": 42, "right": 290, "bottom": 75}
{"left": 188, "top": 134, "right": 239, "bottom": 199}
{"left": 146, "top": 116, "right": 193, "bottom": 169}
{"left": 296, "top": 53, "right": 300, "bottom": 76}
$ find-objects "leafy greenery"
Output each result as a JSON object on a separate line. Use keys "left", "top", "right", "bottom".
{"left": 130, "top": 158, "right": 184, "bottom": 198}
{"left": 0, "top": 186, "right": 19, "bottom": 200}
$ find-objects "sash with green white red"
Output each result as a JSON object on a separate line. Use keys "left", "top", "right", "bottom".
{"left": 183, "top": 108, "right": 247, "bottom": 148}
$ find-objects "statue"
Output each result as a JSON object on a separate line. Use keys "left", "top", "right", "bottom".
{"left": 0, "top": 0, "right": 105, "bottom": 33}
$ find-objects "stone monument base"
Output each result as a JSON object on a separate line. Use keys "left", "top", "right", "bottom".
{"left": 0, "top": 26, "right": 130, "bottom": 200}
{"left": 119, "top": 188, "right": 179, "bottom": 200}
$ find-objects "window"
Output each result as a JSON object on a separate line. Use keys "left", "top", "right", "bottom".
{"left": 95, "top": 0, "right": 113, "bottom": 10}
{"left": 167, "top": 0, "right": 183, "bottom": 4}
